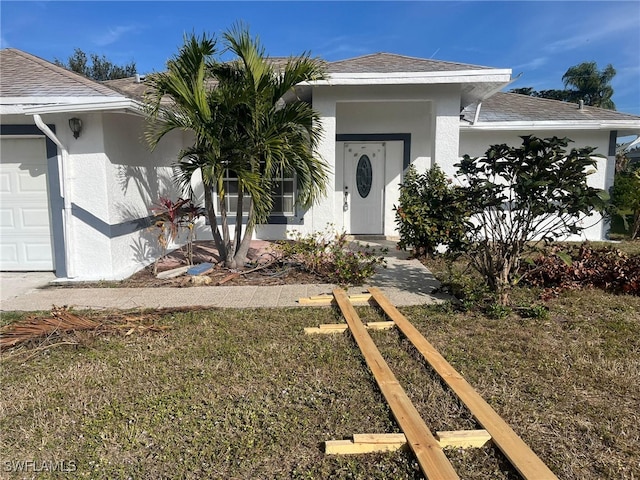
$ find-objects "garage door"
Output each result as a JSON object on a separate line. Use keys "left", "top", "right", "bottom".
{"left": 0, "top": 137, "right": 54, "bottom": 270}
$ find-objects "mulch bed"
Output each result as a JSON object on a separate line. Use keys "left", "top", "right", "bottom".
{"left": 51, "top": 240, "right": 325, "bottom": 288}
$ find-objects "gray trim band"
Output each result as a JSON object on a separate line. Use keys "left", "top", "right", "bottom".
{"left": 608, "top": 130, "right": 617, "bottom": 157}
{"left": 71, "top": 203, "right": 154, "bottom": 238}
{"left": 336, "top": 133, "right": 412, "bottom": 170}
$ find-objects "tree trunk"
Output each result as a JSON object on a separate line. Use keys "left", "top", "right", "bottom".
{"left": 632, "top": 209, "right": 640, "bottom": 240}
{"left": 234, "top": 191, "right": 244, "bottom": 254}
{"left": 496, "top": 259, "right": 512, "bottom": 306}
{"left": 219, "top": 191, "right": 234, "bottom": 268}
{"left": 233, "top": 198, "right": 255, "bottom": 269}
{"left": 203, "top": 186, "right": 226, "bottom": 263}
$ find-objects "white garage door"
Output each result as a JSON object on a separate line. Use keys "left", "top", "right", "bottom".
{"left": 0, "top": 137, "right": 54, "bottom": 270}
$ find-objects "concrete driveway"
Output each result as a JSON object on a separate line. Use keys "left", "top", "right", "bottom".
{"left": 0, "top": 271, "right": 56, "bottom": 304}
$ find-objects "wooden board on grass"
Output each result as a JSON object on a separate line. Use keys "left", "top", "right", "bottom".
{"left": 367, "top": 287, "right": 558, "bottom": 480}
{"left": 298, "top": 293, "right": 372, "bottom": 306}
{"left": 327, "top": 430, "right": 492, "bottom": 454}
{"left": 333, "top": 288, "right": 459, "bottom": 479}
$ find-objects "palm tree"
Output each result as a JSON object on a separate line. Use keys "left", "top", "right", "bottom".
{"left": 144, "top": 27, "right": 328, "bottom": 268}
{"left": 562, "top": 62, "right": 616, "bottom": 110}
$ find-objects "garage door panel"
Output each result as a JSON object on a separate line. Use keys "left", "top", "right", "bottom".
{"left": 0, "top": 209, "right": 15, "bottom": 228}
{"left": 0, "top": 137, "right": 54, "bottom": 271}
{"left": 0, "top": 172, "right": 10, "bottom": 192}
{"left": 18, "top": 170, "right": 48, "bottom": 192}
{"left": 22, "top": 208, "right": 51, "bottom": 227}
{"left": 25, "top": 243, "right": 53, "bottom": 262}
{"left": 1, "top": 244, "right": 18, "bottom": 263}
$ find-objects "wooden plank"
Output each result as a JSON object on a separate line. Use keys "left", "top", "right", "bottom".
{"left": 353, "top": 433, "right": 407, "bottom": 444}
{"left": 216, "top": 272, "right": 240, "bottom": 285}
{"left": 328, "top": 429, "right": 490, "bottom": 455}
{"left": 304, "top": 322, "right": 393, "bottom": 335}
{"left": 298, "top": 293, "right": 372, "bottom": 306}
{"left": 436, "top": 430, "right": 492, "bottom": 449}
{"left": 366, "top": 321, "right": 395, "bottom": 330}
{"left": 325, "top": 439, "right": 405, "bottom": 455}
{"left": 368, "top": 287, "right": 558, "bottom": 480}
{"left": 298, "top": 297, "right": 333, "bottom": 306}
{"left": 304, "top": 327, "right": 345, "bottom": 335}
{"left": 333, "top": 288, "right": 459, "bottom": 480}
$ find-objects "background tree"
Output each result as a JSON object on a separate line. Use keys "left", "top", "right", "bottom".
{"left": 55, "top": 48, "right": 136, "bottom": 81}
{"left": 562, "top": 62, "right": 616, "bottom": 109}
{"left": 509, "top": 61, "right": 616, "bottom": 110}
{"left": 453, "top": 136, "right": 608, "bottom": 305}
{"left": 145, "top": 28, "right": 328, "bottom": 268}
{"left": 611, "top": 148, "right": 640, "bottom": 239}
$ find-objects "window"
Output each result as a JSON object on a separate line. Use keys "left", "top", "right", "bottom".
{"left": 217, "top": 170, "right": 295, "bottom": 217}
{"left": 218, "top": 171, "right": 251, "bottom": 215}
{"left": 271, "top": 175, "right": 295, "bottom": 216}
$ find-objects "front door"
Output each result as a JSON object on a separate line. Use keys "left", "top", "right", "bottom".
{"left": 343, "top": 143, "right": 385, "bottom": 234}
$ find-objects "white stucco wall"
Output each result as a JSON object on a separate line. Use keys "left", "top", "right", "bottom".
{"left": 284, "top": 84, "right": 463, "bottom": 238}
{"left": 101, "top": 113, "right": 184, "bottom": 280}
{"left": 459, "top": 128, "right": 615, "bottom": 241}
{"left": 197, "top": 84, "right": 463, "bottom": 241}
{"left": 10, "top": 111, "right": 185, "bottom": 281}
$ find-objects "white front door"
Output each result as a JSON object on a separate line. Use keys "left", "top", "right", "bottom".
{"left": 0, "top": 137, "right": 54, "bottom": 270}
{"left": 343, "top": 143, "right": 385, "bottom": 234}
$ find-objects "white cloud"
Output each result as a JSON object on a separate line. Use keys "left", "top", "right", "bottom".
{"left": 320, "top": 43, "right": 370, "bottom": 59}
{"left": 544, "top": 9, "right": 638, "bottom": 53}
{"left": 513, "top": 57, "right": 548, "bottom": 71}
{"left": 92, "top": 25, "right": 139, "bottom": 47}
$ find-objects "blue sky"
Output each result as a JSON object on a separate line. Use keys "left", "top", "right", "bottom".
{"left": 2, "top": 1, "right": 639, "bottom": 114}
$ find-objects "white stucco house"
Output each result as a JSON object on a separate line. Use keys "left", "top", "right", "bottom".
{"left": 2, "top": 48, "right": 639, "bottom": 281}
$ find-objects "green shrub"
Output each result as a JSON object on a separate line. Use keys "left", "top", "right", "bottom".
{"left": 516, "top": 304, "right": 550, "bottom": 320}
{"left": 276, "top": 227, "right": 387, "bottom": 286}
{"left": 456, "top": 136, "right": 608, "bottom": 305}
{"left": 485, "top": 302, "right": 513, "bottom": 320}
{"left": 394, "top": 165, "right": 469, "bottom": 257}
{"left": 610, "top": 168, "right": 640, "bottom": 239}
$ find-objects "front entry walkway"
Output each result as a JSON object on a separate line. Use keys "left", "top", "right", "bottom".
{"left": 1, "top": 240, "right": 447, "bottom": 311}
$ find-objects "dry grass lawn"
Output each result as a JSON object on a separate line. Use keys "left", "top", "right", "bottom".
{"left": 1, "top": 288, "right": 639, "bottom": 478}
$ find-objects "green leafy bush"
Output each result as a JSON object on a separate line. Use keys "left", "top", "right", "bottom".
{"left": 610, "top": 168, "right": 640, "bottom": 239}
{"left": 455, "top": 136, "right": 609, "bottom": 304}
{"left": 516, "top": 304, "right": 550, "bottom": 320}
{"left": 276, "top": 227, "right": 387, "bottom": 285}
{"left": 394, "top": 165, "right": 469, "bottom": 256}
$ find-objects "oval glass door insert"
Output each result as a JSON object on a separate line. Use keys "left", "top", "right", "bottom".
{"left": 356, "top": 154, "right": 373, "bottom": 198}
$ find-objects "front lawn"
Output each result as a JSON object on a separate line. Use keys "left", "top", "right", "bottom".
{"left": 1, "top": 293, "right": 639, "bottom": 478}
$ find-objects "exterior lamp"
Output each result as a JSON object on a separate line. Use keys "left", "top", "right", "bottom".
{"left": 69, "top": 117, "right": 83, "bottom": 139}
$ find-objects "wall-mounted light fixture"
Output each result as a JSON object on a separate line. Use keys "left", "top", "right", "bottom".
{"left": 68, "top": 117, "right": 83, "bottom": 139}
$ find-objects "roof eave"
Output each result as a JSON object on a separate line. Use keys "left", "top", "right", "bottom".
{"left": 461, "top": 120, "right": 640, "bottom": 135}
{"left": 308, "top": 69, "right": 512, "bottom": 86}
{"left": 20, "top": 98, "right": 144, "bottom": 115}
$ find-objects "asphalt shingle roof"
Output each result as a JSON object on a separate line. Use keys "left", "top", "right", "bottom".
{"left": 462, "top": 92, "right": 640, "bottom": 123}
{"left": 102, "top": 57, "right": 297, "bottom": 101}
{"left": 102, "top": 76, "right": 149, "bottom": 99}
{"left": 5, "top": 47, "right": 635, "bottom": 125}
{"left": 328, "top": 52, "right": 493, "bottom": 73}
{"left": 0, "top": 48, "right": 121, "bottom": 98}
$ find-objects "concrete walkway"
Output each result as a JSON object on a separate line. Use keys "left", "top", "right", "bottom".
{"left": 0, "top": 240, "right": 447, "bottom": 311}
